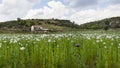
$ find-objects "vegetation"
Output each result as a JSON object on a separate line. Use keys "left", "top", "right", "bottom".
{"left": 79, "top": 17, "right": 120, "bottom": 30}
{"left": 0, "top": 31, "right": 120, "bottom": 68}
{"left": 0, "top": 16, "right": 120, "bottom": 33}
{"left": 0, "top": 15, "right": 120, "bottom": 68}
{"left": 0, "top": 18, "right": 79, "bottom": 32}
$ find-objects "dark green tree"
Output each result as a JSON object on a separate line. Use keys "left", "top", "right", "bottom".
{"left": 17, "top": 17, "right": 21, "bottom": 22}
{"left": 103, "top": 20, "right": 110, "bottom": 31}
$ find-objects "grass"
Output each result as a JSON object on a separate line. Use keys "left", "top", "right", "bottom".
{"left": 0, "top": 31, "right": 120, "bottom": 68}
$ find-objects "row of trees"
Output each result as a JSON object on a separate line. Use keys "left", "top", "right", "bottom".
{"left": 17, "top": 18, "right": 79, "bottom": 29}
{"left": 17, "top": 18, "right": 42, "bottom": 27}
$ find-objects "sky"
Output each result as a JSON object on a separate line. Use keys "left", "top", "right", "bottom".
{"left": 0, "top": 0, "right": 120, "bottom": 25}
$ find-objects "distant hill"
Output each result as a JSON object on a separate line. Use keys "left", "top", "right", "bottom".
{"left": 1, "top": 17, "right": 120, "bottom": 33}
{"left": 79, "top": 17, "right": 120, "bottom": 30}
{"left": 0, "top": 18, "right": 79, "bottom": 33}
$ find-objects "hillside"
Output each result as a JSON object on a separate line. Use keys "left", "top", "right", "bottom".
{"left": 0, "top": 18, "right": 79, "bottom": 33}
{"left": 79, "top": 17, "right": 120, "bottom": 30}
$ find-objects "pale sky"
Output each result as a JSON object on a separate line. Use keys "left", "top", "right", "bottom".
{"left": 0, "top": 0, "right": 120, "bottom": 24}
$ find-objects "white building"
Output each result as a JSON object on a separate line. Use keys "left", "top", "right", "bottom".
{"left": 31, "top": 25, "right": 48, "bottom": 32}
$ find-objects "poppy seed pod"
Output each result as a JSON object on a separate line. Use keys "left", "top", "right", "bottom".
{"left": 75, "top": 44, "right": 80, "bottom": 47}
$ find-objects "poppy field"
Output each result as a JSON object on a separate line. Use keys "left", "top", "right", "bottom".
{"left": 0, "top": 31, "right": 120, "bottom": 68}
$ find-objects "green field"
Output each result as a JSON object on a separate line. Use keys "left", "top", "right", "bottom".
{"left": 0, "top": 31, "right": 120, "bottom": 68}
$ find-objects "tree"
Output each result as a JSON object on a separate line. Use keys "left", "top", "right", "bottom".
{"left": 105, "top": 20, "right": 110, "bottom": 25}
{"left": 103, "top": 20, "right": 110, "bottom": 31}
{"left": 17, "top": 17, "right": 21, "bottom": 22}
{"left": 104, "top": 25, "right": 109, "bottom": 31}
